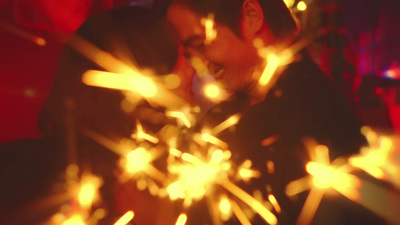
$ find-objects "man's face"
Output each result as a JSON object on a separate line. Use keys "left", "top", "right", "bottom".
{"left": 167, "top": 4, "right": 263, "bottom": 93}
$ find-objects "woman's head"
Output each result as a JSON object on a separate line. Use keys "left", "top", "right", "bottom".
{"left": 40, "top": 6, "right": 186, "bottom": 140}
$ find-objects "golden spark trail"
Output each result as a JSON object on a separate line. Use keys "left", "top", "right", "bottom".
{"left": 175, "top": 213, "right": 188, "bottom": 225}
{"left": 211, "top": 114, "right": 241, "bottom": 135}
{"left": 230, "top": 199, "right": 252, "bottom": 225}
{"left": 219, "top": 195, "right": 232, "bottom": 221}
{"left": 349, "top": 127, "right": 398, "bottom": 181}
{"left": 83, "top": 70, "right": 158, "bottom": 97}
{"left": 82, "top": 126, "right": 167, "bottom": 186}
{"left": 286, "top": 145, "right": 361, "bottom": 225}
{"left": 259, "top": 53, "right": 279, "bottom": 86}
{"left": 132, "top": 121, "right": 159, "bottom": 144}
{"left": 114, "top": 211, "right": 134, "bottom": 225}
{"left": 268, "top": 194, "right": 281, "bottom": 214}
{"left": 201, "top": 132, "right": 228, "bottom": 149}
{"left": 166, "top": 111, "right": 192, "bottom": 128}
{"left": 220, "top": 181, "right": 278, "bottom": 225}
{"left": 71, "top": 35, "right": 186, "bottom": 109}
{"left": 80, "top": 127, "right": 127, "bottom": 155}
{"left": 0, "top": 20, "right": 46, "bottom": 46}
{"left": 296, "top": 188, "right": 324, "bottom": 225}
{"left": 256, "top": 29, "right": 324, "bottom": 91}
{"left": 202, "top": 14, "right": 217, "bottom": 44}
{"left": 62, "top": 214, "right": 85, "bottom": 225}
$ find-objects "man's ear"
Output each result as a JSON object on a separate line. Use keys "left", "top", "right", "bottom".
{"left": 241, "top": 0, "right": 265, "bottom": 34}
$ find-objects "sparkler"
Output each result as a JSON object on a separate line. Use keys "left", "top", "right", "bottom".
{"left": 349, "top": 126, "right": 399, "bottom": 184}
{"left": 47, "top": 164, "right": 106, "bottom": 225}
{"left": 286, "top": 144, "right": 361, "bottom": 225}
{"left": 35, "top": 13, "right": 399, "bottom": 225}
{"left": 75, "top": 27, "right": 356, "bottom": 225}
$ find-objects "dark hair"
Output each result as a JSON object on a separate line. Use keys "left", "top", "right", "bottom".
{"left": 171, "top": 0, "right": 298, "bottom": 40}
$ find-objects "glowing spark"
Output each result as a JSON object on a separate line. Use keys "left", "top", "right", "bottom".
{"left": 170, "top": 148, "right": 183, "bottom": 157}
{"left": 211, "top": 114, "right": 241, "bottom": 135}
{"left": 349, "top": 127, "right": 397, "bottom": 180}
{"left": 0, "top": 20, "right": 46, "bottom": 46}
{"left": 296, "top": 188, "right": 324, "bottom": 225}
{"left": 286, "top": 145, "right": 361, "bottom": 225}
{"left": 306, "top": 162, "right": 360, "bottom": 200}
{"left": 201, "top": 132, "right": 228, "bottom": 149}
{"left": 266, "top": 160, "right": 275, "bottom": 174}
{"left": 167, "top": 145, "right": 273, "bottom": 223}
{"left": 62, "top": 214, "right": 86, "bottom": 225}
{"left": 82, "top": 70, "right": 157, "bottom": 97}
{"left": 114, "top": 211, "right": 134, "bottom": 225}
{"left": 230, "top": 200, "right": 252, "bottom": 225}
{"left": 259, "top": 53, "right": 279, "bottom": 86}
{"left": 80, "top": 128, "right": 126, "bottom": 155}
{"left": 204, "top": 83, "right": 220, "bottom": 98}
{"left": 77, "top": 173, "right": 103, "bottom": 209}
{"left": 238, "top": 160, "right": 261, "bottom": 181}
{"left": 255, "top": 31, "right": 324, "bottom": 94}
{"left": 220, "top": 181, "right": 278, "bottom": 225}
{"left": 72, "top": 35, "right": 186, "bottom": 109}
{"left": 297, "top": 1, "right": 307, "bottom": 11}
{"left": 268, "top": 194, "right": 281, "bottom": 214}
{"left": 175, "top": 213, "right": 188, "bottom": 225}
{"left": 285, "top": 176, "right": 311, "bottom": 196}
{"left": 132, "top": 121, "right": 159, "bottom": 144}
{"left": 283, "top": 0, "right": 295, "bottom": 8}
{"left": 203, "top": 82, "right": 229, "bottom": 103}
{"left": 167, "top": 149, "right": 233, "bottom": 206}
{"left": 167, "top": 159, "right": 219, "bottom": 202}
{"left": 211, "top": 149, "right": 224, "bottom": 163}
{"left": 219, "top": 195, "right": 232, "bottom": 221}
{"left": 261, "top": 135, "right": 280, "bottom": 147}
{"left": 201, "top": 14, "right": 217, "bottom": 44}
{"left": 166, "top": 110, "right": 192, "bottom": 128}
{"left": 125, "top": 147, "right": 152, "bottom": 174}
{"left": 34, "top": 37, "right": 47, "bottom": 46}
{"left": 68, "top": 35, "right": 137, "bottom": 75}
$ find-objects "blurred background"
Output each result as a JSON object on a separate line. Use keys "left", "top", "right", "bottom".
{"left": 0, "top": 0, "right": 399, "bottom": 143}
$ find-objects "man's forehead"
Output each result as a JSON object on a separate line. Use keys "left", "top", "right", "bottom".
{"left": 167, "top": 4, "right": 205, "bottom": 42}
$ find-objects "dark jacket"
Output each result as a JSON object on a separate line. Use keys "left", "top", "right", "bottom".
{"left": 189, "top": 52, "right": 386, "bottom": 224}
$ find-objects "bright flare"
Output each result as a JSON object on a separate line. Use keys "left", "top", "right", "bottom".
{"left": 175, "top": 213, "right": 188, "bottom": 225}
{"left": 82, "top": 70, "right": 157, "bottom": 97}
{"left": 114, "top": 211, "right": 134, "bottom": 225}
{"left": 125, "top": 147, "right": 151, "bottom": 175}
{"left": 132, "top": 121, "right": 159, "bottom": 144}
{"left": 259, "top": 53, "right": 279, "bottom": 86}
{"left": 268, "top": 194, "right": 281, "bottom": 214}
{"left": 283, "top": 0, "right": 295, "bottom": 8}
{"left": 204, "top": 83, "right": 221, "bottom": 99}
{"left": 287, "top": 145, "right": 361, "bottom": 225}
{"left": 349, "top": 128, "right": 397, "bottom": 180}
{"left": 219, "top": 195, "right": 232, "bottom": 221}
{"left": 62, "top": 214, "right": 85, "bottom": 225}
{"left": 211, "top": 114, "right": 241, "bottom": 135}
{"left": 201, "top": 14, "right": 217, "bottom": 44}
{"left": 77, "top": 174, "right": 103, "bottom": 209}
{"left": 297, "top": 1, "right": 307, "bottom": 11}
